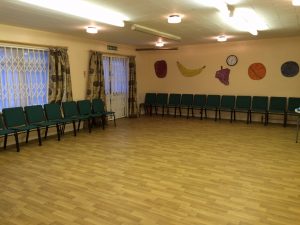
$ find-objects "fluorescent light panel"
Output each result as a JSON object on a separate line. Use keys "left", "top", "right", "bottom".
{"left": 217, "top": 35, "right": 227, "bottom": 42}
{"left": 292, "top": 0, "right": 300, "bottom": 6}
{"left": 18, "top": 0, "right": 128, "bottom": 27}
{"left": 168, "top": 15, "right": 182, "bottom": 24}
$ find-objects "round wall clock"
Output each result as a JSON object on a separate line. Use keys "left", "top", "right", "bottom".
{"left": 226, "top": 55, "right": 238, "bottom": 66}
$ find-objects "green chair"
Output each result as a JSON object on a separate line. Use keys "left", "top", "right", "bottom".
{"left": 204, "top": 95, "right": 220, "bottom": 121}
{"left": 250, "top": 96, "right": 268, "bottom": 125}
{"left": 218, "top": 95, "right": 235, "bottom": 122}
{"left": 180, "top": 94, "right": 194, "bottom": 118}
{"left": 154, "top": 93, "right": 168, "bottom": 117}
{"left": 267, "top": 97, "right": 287, "bottom": 126}
{"left": 167, "top": 94, "right": 181, "bottom": 117}
{"left": 92, "top": 99, "right": 116, "bottom": 127}
{"left": 0, "top": 115, "right": 19, "bottom": 151}
{"left": 24, "top": 105, "right": 62, "bottom": 141}
{"left": 286, "top": 97, "right": 300, "bottom": 125}
{"left": 62, "top": 101, "right": 91, "bottom": 133}
{"left": 44, "top": 103, "right": 78, "bottom": 136}
{"left": 2, "top": 107, "right": 42, "bottom": 152}
{"left": 191, "top": 94, "right": 206, "bottom": 119}
{"left": 234, "top": 96, "right": 251, "bottom": 123}
{"left": 77, "top": 99, "right": 105, "bottom": 129}
{"left": 142, "top": 93, "right": 156, "bottom": 116}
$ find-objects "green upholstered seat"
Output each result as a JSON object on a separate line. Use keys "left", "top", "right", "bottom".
{"left": 250, "top": 96, "right": 268, "bottom": 125}
{"left": 2, "top": 107, "right": 42, "bottom": 152}
{"left": 234, "top": 96, "right": 251, "bottom": 123}
{"left": 92, "top": 99, "right": 116, "bottom": 127}
{"left": 218, "top": 95, "right": 235, "bottom": 122}
{"left": 24, "top": 105, "right": 61, "bottom": 141}
{"left": 180, "top": 94, "right": 194, "bottom": 118}
{"left": 191, "top": 94, "right": 206, "bottom": 119}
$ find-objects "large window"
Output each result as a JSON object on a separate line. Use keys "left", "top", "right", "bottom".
{"left": 0, "top": 45, "right": 49, "bottom": 110}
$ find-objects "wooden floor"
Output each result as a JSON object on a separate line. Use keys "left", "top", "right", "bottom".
{"left": 0, "top": 116, "right": 300, "bottom": 225}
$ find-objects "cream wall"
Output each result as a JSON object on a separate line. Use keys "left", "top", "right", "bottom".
{"left": 0, "top": 24, "right": 136, "bottom": 101}
{"left": 136, "top": 37, "right": 300, "bottom": 104}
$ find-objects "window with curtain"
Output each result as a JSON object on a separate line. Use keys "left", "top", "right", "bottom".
{"left": 0, "top": 45, "right": 49, "bottom": 110}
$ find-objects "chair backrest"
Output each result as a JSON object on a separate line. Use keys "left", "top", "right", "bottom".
{"left": 0, "top": 115, "right": 6, "bottom": 130}
{"left": 287, "top": 97, "right": 300, "bottom": 113}
{"left": 269, "top": 97, "right": 287, "bottom": 112}
{"left": 252, "top": 96, "right": 268, "bottom": 111}
{"left": 168, "top": 94, "right": 181, "bottom": 105}
{"left": 156, "top": 93, "right": 168, "bottom": 105}
{"left": 77, "top": 100, "right": 92, "bottom": 115}
{"left": 44, "top": 103, "right": 63, "bottom": 121}
{"left": 181, "top": 94, "right": 194, "bottom": 107}
{"left": 62, "top": 101, "right": 79, "bottom": 118}
{"left": 206, "top": 95, "right": 220, "bottom": 108}
{"left": 220, "top": 95, "right": 235, "bottom": 109}
{"left": 92, "top": 99, "right": 105, "bottom": 114}
{"left": 193, "top": 95, "right": 206, "bottom": 107}
{"left": 145, "top": 93, "right": 156, "bottom": 105}
{"left": 2, "top": 107, "right": 27, "bottom": 128}
{"left": 24, "top": 105, "right": 46, "bottom": 124}
{"left": 235, "top": 96, "right": 251, "bottom": 110}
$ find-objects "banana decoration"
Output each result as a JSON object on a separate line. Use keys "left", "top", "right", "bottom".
{"left": 176, "top": 61, "right": 206, "bottom": 77}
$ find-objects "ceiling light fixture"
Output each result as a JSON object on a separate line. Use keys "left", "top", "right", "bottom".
{"left": 292, "top": 0, "right": 300, "bottom": 6}
{"left": 217, "top": 35, "right": 227, "bottom": 42}
{"left": 86, "top": 26, "right": 98, "bottom": 34}
{"left": 18, "top": 0, "right": 128, "bottom": 27}
{"left": 168, "top": 15, "right": 182, "bottom": 24}
{"left": 155, "top": 41, "right": 164, "bottom": 47}
{"left": 131, "top": 24, "right": 181, "bottom": 41}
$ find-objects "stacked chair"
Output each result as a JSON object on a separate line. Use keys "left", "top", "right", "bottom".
{"left": 218, "top": 95, "right": 235, "bottom": 122}
{"left": 167, "top": 94, "right": 181, "bottom": 117}
{"left": 204, "top": 95, "right": 221, "bottom": 121}
{"left": 191, "top": 95, "right": 206, "bottom": 119}
{"left": 180, "top": 94, "right": 194, "bottom": 118}
{"left": 250, "top": 96, "right": 268, "bottom": 125}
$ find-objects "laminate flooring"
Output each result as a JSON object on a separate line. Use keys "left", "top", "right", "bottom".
{"left": 0, "top": 116, "right": 299, "bottom": 225}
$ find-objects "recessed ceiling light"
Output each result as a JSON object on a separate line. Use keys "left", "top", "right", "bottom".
{"left": 155, "top": 41, "right": 164, "bottom": 47}
{"left": 86, "top": 26, "right": 98, "bottom": 34}
{"left": 217, "top": 35, "right": 227, "bottom": 42}
{"left": 292, "top": 0, "right": 300, "bottom": 6}
{"left": 168, "top": 15, "right": 182, "bottom": 24}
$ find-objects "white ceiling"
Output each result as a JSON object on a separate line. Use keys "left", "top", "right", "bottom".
{"left": 1, "top": 0, "right": 300, "bottom": 48}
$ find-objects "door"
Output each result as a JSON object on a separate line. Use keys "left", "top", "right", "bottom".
{"left": 103, "top": 55, "right": 129, "bottom": 119}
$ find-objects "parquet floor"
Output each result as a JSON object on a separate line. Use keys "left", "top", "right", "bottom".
{"left": 0, "top": 116, "right": 300, "bottom": 225}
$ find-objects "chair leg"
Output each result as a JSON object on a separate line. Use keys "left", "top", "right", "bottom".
{"left": 265, "top": 113, "right": 268, "bottom": 126}
{"left": 26, "top": 130, "right": 29, "bottom": 143}
{"left": 88, "top": 119, "right": 92, "bottom": 133}
{"left": 45, "top": 127, "right": 48, "bottom": 139}
{"left": 4, "top": 134, "right": 8, "bottom": 149}
{"left": 200, "top": 109, "right": 203, "bottom": 120}
{"left": 77, "top": 120, "right": 81, "bottom": 131}
{"left": 162, "top": 106, "right": 165, "bottom": 117}
{"left": 37, "top": 128, "right": 42, "bottom": 146}
{"left": 102, "top": 116, "right": 105, "bottom": 130}
{"left": 14, "top": 132, "right": 20, "bottom": 152}
{"left": 187, "top": 108, "right": 189, "bottom": 119}
{"left": 247, "top": 111, "right": 250, "bottom": 124}
{"left": 72, "top": 121, "right": 77, "bottom": 136}
{"left": 230, "top": 111, "right": 233, "bottom": 123}
{"left": 113, "top": 114, "right": 116, "bottom": 127}
{"left": 56, "top": 124, "right": 61, "bottom": 141}
{"left": 174, "top": 108, "right": 177, "bottom": 118}
{"left": 284, "top": 113, "right": 287, "bottom": 127}
{"left": 218, "top": 110, "right": 221, "bottom": 120}
{"left": 233, "top": 110, "right": 236, "bottom": 121}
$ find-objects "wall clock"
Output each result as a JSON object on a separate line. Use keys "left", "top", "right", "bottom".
{"left": 226, "top": 55, "right": 238, "bottom": 66}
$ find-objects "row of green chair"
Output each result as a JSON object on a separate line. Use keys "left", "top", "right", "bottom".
{"left": 0, "top": 99, "right": 115, "bottom": 152}
{"left": 142, "top": 93, "right": 300, "bottom": 126}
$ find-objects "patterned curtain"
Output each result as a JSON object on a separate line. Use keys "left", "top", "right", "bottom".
{"left": 128, "top": 56, "right": 138, "bottom": 118}
{"left": 48, "top": 48, "right": 73, "bottom": 103}
{"left": 86, "top": 51, "right": 105, "bottom": 101}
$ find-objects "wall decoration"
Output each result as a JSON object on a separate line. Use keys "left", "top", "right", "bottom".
{"left": 281, "top": 61, "right": 299, "bottom": 77}
{"left": 226, "top": 55, "right": 238, "bottom": 66}
{"left": 215, "top": 66, "right": 230, "bottom": 85}
{"left": 154, "top": 60, "right": 167, "bottom": 78}
{"left": 248, "top": 63, "right": 266, "bottom": 80}
{"left": 176, "top": 61, "right": 206, "bottom": 77}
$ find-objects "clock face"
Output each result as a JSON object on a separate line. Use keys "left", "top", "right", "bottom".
{"left": 226, "top": 55, "right": 238, "bottom": 66}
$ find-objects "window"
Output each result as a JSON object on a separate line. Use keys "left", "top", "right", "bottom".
{"left": 0, "top": 45, "right": 49, "bottom": 110}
